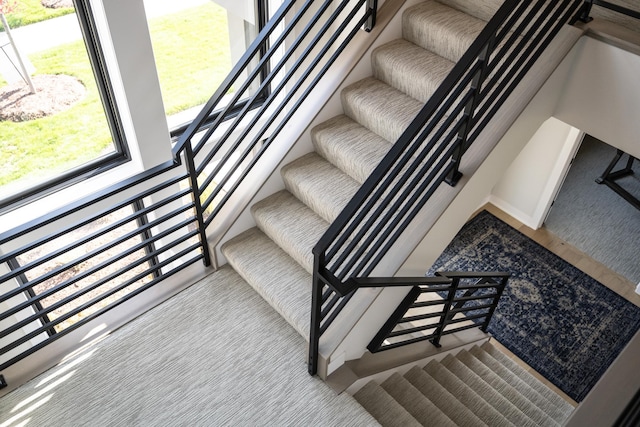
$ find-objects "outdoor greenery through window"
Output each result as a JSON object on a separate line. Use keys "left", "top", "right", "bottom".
{"left": 146, "top": 0, "right": 262, "bottom": 132}
{"left": 0, "top": 0, "right": 123, "bottom": 208}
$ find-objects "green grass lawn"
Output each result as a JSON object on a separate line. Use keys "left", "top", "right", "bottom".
{"left": 0, "top": 0, "right": 73, "bottom": 31}
{"left": 0, "top": 3, "right": 231, "bottom": 190}
{"left": 149, "top": 4, "right": 231, "bottom": 116}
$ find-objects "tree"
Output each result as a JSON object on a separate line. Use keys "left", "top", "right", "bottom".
{"left": 0, "top": 0, "right": 36, "bottom": 93}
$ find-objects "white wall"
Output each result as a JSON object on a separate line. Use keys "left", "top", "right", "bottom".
{"left": 554, "top": 36, "right": 640, "bottom": 159}
{"left": 489, "top": 35, "right": 640, "bottom": 229}
{"left": 489, "top": 118, "right": 583, "bottom": 229}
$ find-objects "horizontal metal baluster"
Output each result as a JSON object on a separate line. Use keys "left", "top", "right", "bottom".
{"left": 0, "top": 243, "right": 202, "bottom": 355}
{"left": 0, "top": 204, "right": 195, "bottom": 304}
{"left": 358, "top": 129, "right": 465, "bottom": 278}
{"left": 0, "top": 174, "right": 189, "bottom": 265}
{"left": 0, "top": 251, "right": 204, "bottom": 372}
{"left": 397, "top": 311, "right": 444, "bottom": 324}
{"left": 0, "top": 161, "right": 186, "bottom": 246}
{"left": 0, "top": 190, "right": 192, "bottom": 283}
{"left": 0, "top": 230, "right": 199, "bottom": 338}
{"left": 0, "top": 222, "right": 197, "bottom": 323}
{"left": 346, "top": 99, "right": 473, "bottom": 278}
{"left": 387, "top": 322, "right": 441, "bottom": 338}
{"left": 319, "top": 291, "right": 355, "bottom": 335}
{"left": 469, "top": 0, "right": 581, "bottom": 144}
{"left": 321, "top": 293, "right": 342, "bottom": 318}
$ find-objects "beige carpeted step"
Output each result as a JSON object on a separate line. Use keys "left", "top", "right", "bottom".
{"left": 481, "top": 342, "right": 575, "bottom": 416}
{"left": 470, "top": 345, "right": 574, "bottom": 421}
{"left": 341, "top": 77, "right": 424, "bottom": 143}
{"left": 381, "top": 373, "right": 457, "bottom": 426}
{"left": 423, "top": 359, "right": 515, "bottom": 426}
{"left": 372, "top": 38, "right": 455, "bottom": 103}
{"left": 354, "top": 381, "right": 422, "bottom": 427}
{"left": 311, "top": 115, "right": 392, "bottom": 184}
{"left": 404, "top": 365, "right": 488, "bottom": 427}
{"left": 251, "top": 190, "right": 328, "bottom": 274}
{"left": 468, "top": 346, "right": 564, "bottom": 422}
{"left": 442, "top": 354, "right": 540, "bottom": 427}
{"left": 221, "top": 227, "right": 312, "bottom": 340}
{"left": 281, "top": 152, "right": 360, "bottom": 224}
{"left": 403, "top": 0, "right": 487, "bottom": 63}
{"left": 456, "top": 350, "right": 560, "bottom": 426}
{"left": 439, "top": 0, "right": 505, "bottom": 22}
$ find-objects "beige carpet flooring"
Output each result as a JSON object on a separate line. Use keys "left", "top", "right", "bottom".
{"left": 0, "top": 266, "right": 378, "bottom": 426}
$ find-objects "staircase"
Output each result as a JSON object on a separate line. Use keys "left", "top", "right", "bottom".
{"left": 222, "top": 0, "right": 503, "bottom": 341}
{"left": 354, "top": 342, "right": 575, "bottom": 426}
{"left": 221, "top": 0, "right": 575, "bottom": 424}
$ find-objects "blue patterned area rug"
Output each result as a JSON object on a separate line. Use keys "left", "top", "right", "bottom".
{"left": 427, "top": 210, "right": 640, "bottom": 402}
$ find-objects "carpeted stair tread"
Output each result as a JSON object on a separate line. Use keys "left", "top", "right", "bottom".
{"left": 381, "top": 373, "right": 457, "bottom": 426}
{"left": 221, "top": 227, "right": 311, "bottom": 340}
{"left": 438, "top": 0, "right": 504, "bottom": 22}
{"left": 423, "top": 360, "right": 515, "bottom": 426}
{"left": 311, "top": 115, "right": 393, "bottom": 184}
{"left": 456, "top": 350, "right": 560, "bottom": 426}
{"left": 251, "top": 190, "right": 328, "bottom": 274}
{"left": 353, "top": 381, "right": 422, "bottom": 427}
{"left": 441, "top": 354, "right": 540, "bottom": 427}
{"left": 372, "top": 38, "right": 454, "bottom": 103}
{"left": 341, "top": 77, "right": 424, "bottom": 143}
{"left": 481, "top": 342, "right": 575, "bottom": 415}
{"left": 403, "top": 0, "right": 487, "bottom": 63}
{"left": 470, "top": 345, "right": 574, "bottom": 420}
{"left": 404, "top": 366, "right": 488, "bottom": 427}
{"left": 281, "top": 152, "right": 360, "bottom": 223}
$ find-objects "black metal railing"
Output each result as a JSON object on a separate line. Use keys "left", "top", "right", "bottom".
{"left": 0, "top": 0, "right": 376, "bottom": 383}
{"left": 367, "top": 272, "right": 509, "bottom": 352}
{"left": 309, "top": 0, "right": 586, "bottom": 374}
{"left": 173, "top": 0, "right": 378, "bottom": 236}
{"left": 0, "top": 158, "right": 204, "bottom": 373}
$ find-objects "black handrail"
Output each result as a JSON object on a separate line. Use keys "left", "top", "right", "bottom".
{"left": 308, "top": 0, "right": 585, "bottom": 375}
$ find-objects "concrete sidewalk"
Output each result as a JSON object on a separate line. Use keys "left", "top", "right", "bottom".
{"left": 0, "top": 0, "right": 209, "bottom": 84}
{"left": 3, "top": 0, "right": 209, "bottom": 55}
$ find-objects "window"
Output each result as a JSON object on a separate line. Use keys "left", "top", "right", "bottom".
{"left": 0, "top": 0, "right": 128, "bottom": 211}
{"left": 144, "top": 0, "right": 268, "bottom": 136}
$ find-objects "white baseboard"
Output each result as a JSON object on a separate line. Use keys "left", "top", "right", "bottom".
{"left": 487, "top": 195, "right": 540, "bottom": 230}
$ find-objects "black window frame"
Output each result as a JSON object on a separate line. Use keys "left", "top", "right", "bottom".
{"left": 0, "top": 0, "right": 130, "bottom": 213}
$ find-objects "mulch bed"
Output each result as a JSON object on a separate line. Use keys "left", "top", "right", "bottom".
{"left": 0, "top": 74, "right": 85, "bottom": 122}
{"left": 41, "top": 0, "right": 74, "bottom": 8}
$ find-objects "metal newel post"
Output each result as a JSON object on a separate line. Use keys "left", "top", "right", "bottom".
{"left": 578, "top": 0, "right": 595, "bottom": 22}
{"left": 364, "top": 0, "right": 378, "bottom": 32}
{"left": 431, "top": 277, "right": 459, "bottom": 347}
{"left": 184, "top": 143, "right": 212, "bottom": 267}
{"left": 308, "top": 254, "right": 325, "bottom": 375}
{"left": 482, "top": 275, "right": 508, "bottom": 332}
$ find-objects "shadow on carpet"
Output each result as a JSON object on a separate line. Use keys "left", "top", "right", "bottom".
{"left": 427, "top": 210, "right": 640, "bottom": 402}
